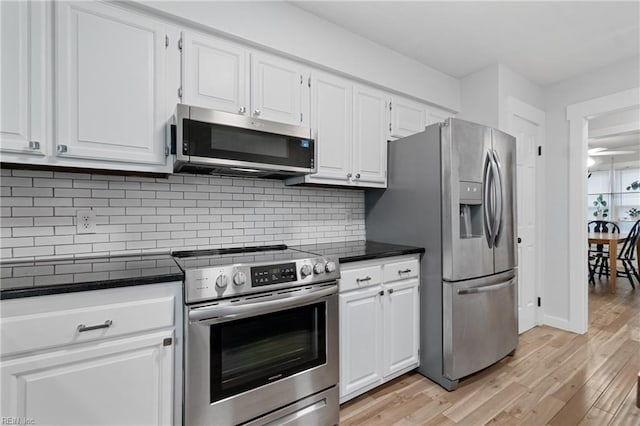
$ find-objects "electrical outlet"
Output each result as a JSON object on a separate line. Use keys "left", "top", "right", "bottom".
{"left": 76, "top": 209, "right": 96, "bottom": 234}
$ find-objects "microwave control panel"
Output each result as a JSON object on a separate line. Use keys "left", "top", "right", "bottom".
{"left": 251, "top": 263, "right": 297, "bottom": 287}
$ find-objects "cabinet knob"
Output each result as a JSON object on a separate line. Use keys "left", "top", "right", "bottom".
{"left": 254, "top": 109, "right": 261, "bottom": 116}
{"left": 28, "top": 141, "right": 40, "bottom": 150}
{"left": 388, "top": 288, "right": 394, "bottom": 294}
{"left": 238, "top": 106, "right": 246, "bottom": 114}
{"left": 347, "top": 173, "right": 352, "bottom": 178}
{"left": 379, "top": 290, "right": 384, "bottom": 296}
{"left": 355, "top": 173, "right": 361, "bottom": 179}
{"left": 57, "top": 145, "right": 68, "bottom": 153}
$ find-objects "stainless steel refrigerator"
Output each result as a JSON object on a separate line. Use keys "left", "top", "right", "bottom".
{"left": 365, "top": 118, "right": 518, "bottom": 391}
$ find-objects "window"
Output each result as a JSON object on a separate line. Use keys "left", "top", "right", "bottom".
{"left": 588, "top": 166, "right": 640, "bottom": 233}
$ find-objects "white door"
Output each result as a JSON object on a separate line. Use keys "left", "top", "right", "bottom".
{"left": 251, "top": 53, "right": 308, "bottom": 126}
{"left": 181, "top": 31, "right": 249, "bottom": 115}
{"left": 382, "top": 279, "right": 419, "bottom": 377}
{"left": 390, "top": 96, "right": 426, "bottom": 139}
{"left": 55, "top": 1, "right": 166, "bottom": 165}
{"left": 1, "top": 331, "right": 173, "bottom": 426}
{"left": 509, "top": 104, "right": 543, "bottom": 334}
{"left": 339, "top": 287, "right": 383, "bottom": 400}
{"left": 310, "top": 72, "right": 353, "bottom": 183}
{"left": 353, "top": 85, "right": 388, "bottom": 186}
{"left": 0, "top": 0, "right": 48, "bottom": 157}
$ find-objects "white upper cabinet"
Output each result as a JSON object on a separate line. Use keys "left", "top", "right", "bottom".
{"left": 0, "top": 0, "right": 49, "bottom": 158}
{"left": 250, "top": 52, "right": 309, "bottom": 126}
{"left": 390, "top": 96, "right": 427, "bottom": 139}
{"left": 427, "top": 105, "right": 452, "bottom": 125}
{"left": 353, "top": 85, "right": 388, "bottom": 186}
{"left": 55, "top": 1, "right": 167, "bottom": 166}
{"left": 309, "top": 71, "right": 353, "bottom": 184}
{"left": 181, "top": 31, "right": 249, "bottom": 115}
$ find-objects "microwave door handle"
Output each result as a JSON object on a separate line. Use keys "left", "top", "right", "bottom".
{"left": 189, "top": 285, "right": 337, "bottom": 325}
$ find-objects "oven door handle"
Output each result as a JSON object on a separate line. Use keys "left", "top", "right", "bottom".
{"left": 188, "top": 285, "right": 337, "bottom": 325}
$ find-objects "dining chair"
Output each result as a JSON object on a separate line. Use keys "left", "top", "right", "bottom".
{"left": 587, "top": 220, "right": 620, "bottom": 279}
{"left": 615, "top": 219, "right": 640, "bottom": 289}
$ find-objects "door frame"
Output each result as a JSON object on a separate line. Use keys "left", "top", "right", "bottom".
{"left": 505, "top": 96, "right": 545, "bottom": 331}
{"left": 566, "top": 87, "right": 640, "bottom": 334}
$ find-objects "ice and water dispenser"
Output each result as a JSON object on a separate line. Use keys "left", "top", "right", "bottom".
{"left": 459, "top": 181, "right": 483, "bottom": 238}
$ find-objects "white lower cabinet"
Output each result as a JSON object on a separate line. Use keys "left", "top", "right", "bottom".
{"left": 338, "top": 256, "right": 420, "bottom": 403}
{"left": 0, "top": 282, "right": 181, "bottom": 425}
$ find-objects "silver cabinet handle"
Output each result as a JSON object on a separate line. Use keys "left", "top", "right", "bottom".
{"left": 482, "top": 151, "right": 494, "bottom": 248}
{"left": 491, "top": 149, "right": 504, "bottom": 246}
{"left": 356, "top": 276, "right": 371, "bottom": 283}
{"left": 77, "top": 320, "right": 112, "bottom": 333}
{"left": 254, "top": 109, "right": 261, "bottom": 116}
{"left": 29, "top": 141, "right": 40, "bottom": 150}
{"left": 388, "top": 288, "right": 394, "bottom": 294}
{"left": 355, "top": 173, "right": 361, "bottom": 179}
{"left": 398, "top": 268, "right": 412, "bottom": 274}
{"left": 57, "top": 144, "right": 68, "bottom": 153}
{"left": 238, "top": 106, "right": 246, "bottom": 114}
{"left": 347, "top": 173, "right": 352, "bottom": 178}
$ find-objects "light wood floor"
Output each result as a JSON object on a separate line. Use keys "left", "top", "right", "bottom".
{"left": 339, "top": 277, "right": 640, "bottom": 425}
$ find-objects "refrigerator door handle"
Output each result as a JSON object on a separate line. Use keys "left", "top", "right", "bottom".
{"left": 482, "top": 151, "right": 494, "bottom": 248}
{"left": 456, "top": 278, "right": 515, "bottom": 295}
{"left": 491, "top": 149, "right": 504, "bottom": 246}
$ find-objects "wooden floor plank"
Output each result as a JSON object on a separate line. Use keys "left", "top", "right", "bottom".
{"left": 339, "top": 279, "right": 640, "bottom": 426}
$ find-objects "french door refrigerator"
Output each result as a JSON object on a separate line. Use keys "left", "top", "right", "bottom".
{"left": 365, "top": 118, "right": 517, "bottom": 391}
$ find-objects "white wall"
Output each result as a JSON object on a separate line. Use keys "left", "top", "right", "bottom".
{"left": 458, "top": 64, "right": 500, "bottom": 128}
{"left": 542, "top": 57, "right": 640, "bottom": 324}
{"left": 136, "top": 0, "right": 460, "bottom": 112}
{"left": 458, "top": 63, "right": 544, "bottom": 131}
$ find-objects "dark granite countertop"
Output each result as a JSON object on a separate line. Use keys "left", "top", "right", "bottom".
{"left": 0, "top": 254, "right": 183, "bottom": 300}
{"left": 293, "top": 240, "right": 424, "bottom": 264}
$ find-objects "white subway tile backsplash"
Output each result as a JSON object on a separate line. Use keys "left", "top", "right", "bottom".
{"left": 1, "top": 169, "right": 365, "bottom": 260}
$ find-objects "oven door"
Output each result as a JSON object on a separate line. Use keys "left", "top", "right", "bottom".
{"left": 185, "top": 284, "right": 338, "bottom": 426}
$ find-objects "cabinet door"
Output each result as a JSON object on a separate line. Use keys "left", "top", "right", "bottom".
{"left": 55, "top": 1, "right": 166, "bottom": 165}
{"left": 427, "top": 106, "right": 451, "bottom": 125}
{"left": 1, "top": 330, "right": 173, "bottom": 425}
{"left": 339, "top": 287, "right": 383, "bottom": 401}
{"left": 383, "top": 279, "right": 419, "bottom": 377}
{"left": 353, "top": 85, "right": 388, "bottom": 186}
{"left": 181, "top": 31, "right": 249, "bottom": 115}
{"left": 251, "top": 52, "right": 309, "bottom": 126}
{"left": 0, "top": 0, "right": 49, "bottom": 157}
{"left": 390, "top": 96, "right": 426, "bottom": 139}
{"left": 310, "top": 72, "right": 352, "bottom": 183}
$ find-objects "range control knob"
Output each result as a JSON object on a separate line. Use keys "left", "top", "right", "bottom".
{"left": 300, "top": 264, "right": 312, "bottom": 278}
{"left": 215, "top": 274, "right": 229, "bottom": 289}
{"left": 233, "top": 271, "right": 246, "bottom": 286}
{"left": 325, "top": 261, "right": 336, "bottom": 273}
{"left": 313, "top": 263, "right": 325, "bottom": 274}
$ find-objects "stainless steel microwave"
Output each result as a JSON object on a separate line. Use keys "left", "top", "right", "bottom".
{"left": 173, "top": 105, "right": 315, "bottom": 177}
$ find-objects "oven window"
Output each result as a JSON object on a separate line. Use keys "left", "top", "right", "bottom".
{"left": 184, "top": 119, "right": 314, "bottom": 168}
{"left": 209, "top": 302, "right": 326, "bottom": 403}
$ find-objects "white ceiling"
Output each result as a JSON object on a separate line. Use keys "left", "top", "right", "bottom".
{"left": 290, "top": 1, "right": 640, "bottom": 86}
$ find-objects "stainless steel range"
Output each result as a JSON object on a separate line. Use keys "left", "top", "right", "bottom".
{"left": 173, "top": 245, "right": 340, "bottom": 426}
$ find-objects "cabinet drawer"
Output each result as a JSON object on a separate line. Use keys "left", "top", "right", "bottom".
{"left": 340, "top": 265, "right": 382, "bottom": 292}
{"left": 383, "top": 259, "right": 419, "bottom": 283}
{"left": 1, "top": 296, "right": 174, "bottom": 357}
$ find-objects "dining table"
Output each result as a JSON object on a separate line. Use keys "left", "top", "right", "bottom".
{"left": 587, "top": 232, "right": 637, "bottom": 293}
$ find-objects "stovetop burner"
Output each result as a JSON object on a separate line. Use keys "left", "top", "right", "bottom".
{"left": 173, "top": 244, "right": 340, "bottom": 304}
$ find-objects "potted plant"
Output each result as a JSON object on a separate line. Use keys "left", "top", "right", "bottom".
{"left": 627, "top": 207, "right": 640, "bottom": 219}
{"left": 627, "top": 180, "right": 640, "bottom": 191}
{"left": 593, "top": 194, "right": 609, "bottom": 219}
